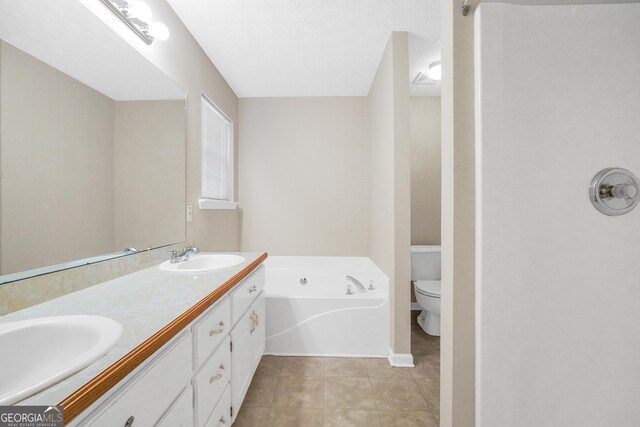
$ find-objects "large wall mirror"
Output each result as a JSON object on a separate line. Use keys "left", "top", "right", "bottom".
{"left": 0, "top": 1, "right": 186, "bottom": 284}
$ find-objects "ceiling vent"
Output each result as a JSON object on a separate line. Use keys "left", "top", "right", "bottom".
{"left": 412, "top": 72, "right": 437, "bottom": 86}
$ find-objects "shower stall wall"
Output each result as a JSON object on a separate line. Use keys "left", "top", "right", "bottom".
{"left": 475, "top": 3, "right": 640, "bottom": 426}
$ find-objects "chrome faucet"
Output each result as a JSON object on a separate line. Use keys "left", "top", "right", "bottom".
{"left": 345, "top": 275, "right": 367, "bottom": 293}
{"left": 170, "top": 246, "right": 200, "bottom": 263}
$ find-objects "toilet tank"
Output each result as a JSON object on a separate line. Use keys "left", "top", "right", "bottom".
{"left": 411, "top": 245, "right": 441, "bottom": 281}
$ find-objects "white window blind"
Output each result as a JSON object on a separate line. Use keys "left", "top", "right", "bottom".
{"left": 201, "top": 96, "right": 232, "bottom": 201}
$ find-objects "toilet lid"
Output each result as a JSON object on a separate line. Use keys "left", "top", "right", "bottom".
{"left": 415, "top": 280, "right": 441, "bottom": 298}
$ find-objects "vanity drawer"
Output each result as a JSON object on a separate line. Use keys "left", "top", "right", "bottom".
{"left": 193, "top": 298, "right": 231, "bottom": 368}
{"left": 88, "top": 332, "right": 192, "bottom": 427}
{"left": 194, "top": 336, "right": 231, "bottom": 427}
{"left": 231, "top": 266, "right": 265, "bottom": 324}
{"left": 156, "top": 385, "right": 193, "bottom": 427}
{"left": 204, "top": 384, "right": 231, "bottom": 427}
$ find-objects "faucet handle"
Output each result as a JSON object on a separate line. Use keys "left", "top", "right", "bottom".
{"left": 169, "top": 250, "right": 179, "bottom": 263}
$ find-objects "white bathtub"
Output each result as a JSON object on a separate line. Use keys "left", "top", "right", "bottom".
{"left": 264, "top": 256, "right": 389, "bottom": 357}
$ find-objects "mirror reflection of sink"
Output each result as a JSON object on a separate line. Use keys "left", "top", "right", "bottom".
{"left": 0, "top": 315, "right": 123, "bottom": 405}
{"left": 159, "top": 253, "right": 246, "bottom": 273}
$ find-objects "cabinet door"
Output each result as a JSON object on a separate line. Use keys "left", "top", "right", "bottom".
{"left": 193, "top": 336, "right": 231, "bottom": 427}
{"left": 193, "top": 298, "right": 231, "bottom": 370}
{"left": 231, "top": 266, "right": 265, "bottom": 324}
{"left": 250, "top": 292, "right": 266, "bottom": 374}
{"left": 204, "top": 384, "right": 231, "bottom": 427}
{"left": 87, "top": 332, "right": 192, "bottom": 427}
{"left": 230, "top": 307, "right": 252, "bottom": 416}
{"left": 156, "top": 385, "right": 193, "bottom": 427}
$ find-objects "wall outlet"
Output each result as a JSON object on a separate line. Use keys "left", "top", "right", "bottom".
{"left": 186, "top": 205, "right": 193, "bottom": 222}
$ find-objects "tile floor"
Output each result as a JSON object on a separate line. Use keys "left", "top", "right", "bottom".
{"left": 234, "top": 311, "right": 439, "bottom": 427}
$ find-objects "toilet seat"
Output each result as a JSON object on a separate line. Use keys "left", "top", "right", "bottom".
{"left": 414, "top": 280, "right": 441, "bottom": 298}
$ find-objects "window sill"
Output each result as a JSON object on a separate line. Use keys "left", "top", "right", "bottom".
{"left": 198, "top": 199, "right": 239, "bottom": 210}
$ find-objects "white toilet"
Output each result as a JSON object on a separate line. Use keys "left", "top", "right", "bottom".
{"left": 411, "top": 245, "right": 441, "bottom": 336}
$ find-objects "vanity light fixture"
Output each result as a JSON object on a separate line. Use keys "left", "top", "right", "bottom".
{"left": 98, "top": 0, "right": 170, "bottom": 44}
{"left": 427, "top": 60, "right": 442, "bottom": 81}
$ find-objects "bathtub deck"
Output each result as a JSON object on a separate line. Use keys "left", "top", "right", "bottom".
{"left": 234, "top": 310, "right": 440, "bottom": 427}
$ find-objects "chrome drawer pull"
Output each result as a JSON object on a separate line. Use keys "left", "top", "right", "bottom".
{"left": 124, "top": 416, "right": 134, "bottom": 427}
{"left": 209, "top": 363, "right": 225, "bottom": 383}
{"left": 248, "top": 285, "right": 257, "bottom": 293}
{"left": 209, "top": 321, "right": 225, "bottom": 336}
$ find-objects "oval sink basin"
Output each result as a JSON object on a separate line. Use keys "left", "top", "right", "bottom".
{"left": 159, "top": 253, "right": 246, "bottom": 273}
{"left": 0, "top": 315, "right": 122, "bottom": 405}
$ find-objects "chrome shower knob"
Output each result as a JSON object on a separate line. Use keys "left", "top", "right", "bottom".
{"left": 611, "top": 183, "right": 638, "bottom": 200}
{"left": 590, "top": 168, "right": 640, "bottom": 216}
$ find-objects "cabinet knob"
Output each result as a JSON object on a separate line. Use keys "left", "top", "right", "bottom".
{"left": 209, "top": 363, "right": 226, "bottom": 383}
{"left": 209, "top": 321, "right": 225, "bottom": 336}
{"left": 124, "top": 416, "right": 134, "bottom": 427}
{"left": 248, "top": 285, "right": 257, "bottom": 293}
{"left": 220, "top": 415, "right": 226, "bottom": 424}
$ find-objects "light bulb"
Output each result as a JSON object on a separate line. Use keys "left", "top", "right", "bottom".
{"left": 427, "top": 60, "right": 442, "bottom": 81}
{"left": 149, "top": 22, "right": 170, "bottom": 41}
{"left": 127, "top": 1, "right": 152, "bottom": 22}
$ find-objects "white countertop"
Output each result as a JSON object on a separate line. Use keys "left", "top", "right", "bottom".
{"left": 0, "top": 252, "right": 265, "bottom": 406}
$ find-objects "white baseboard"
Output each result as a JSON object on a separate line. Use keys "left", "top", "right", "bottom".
{"left": 387, "top": 348, "right": 414, "bottom": 367}
{"left": 264, "top": 352, "right": 387, "bottom": 358}
{"left": 411, "top": 302, "right": 421, "bottom": 311}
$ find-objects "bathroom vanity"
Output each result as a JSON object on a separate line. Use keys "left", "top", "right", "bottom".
{"left": 0, "top": 252, "right": 268, "bottom": 426}
{"left": 81, "top": 264, "right": 265, "bottom": 427}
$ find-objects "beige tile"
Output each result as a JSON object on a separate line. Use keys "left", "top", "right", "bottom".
{"left": 411, "top": 340, "right": 440, "bottom": 358}
{"left": 415, "top": 378, "right": 440, "bottom": 410}
{"left": 233, "top": 406, "right": 270, "bottom": 427}
{"left": 432, "top": 410, "right": 440, "bottom": 425}
{"left": 280, "top": 357, "right": 325, "bottom": 377}
{"left": 369, "top": 378, "right": 428, "bottom": 410}
{"left": 410, "top": 355, "right": 440, "bottom": 379}
{"left": 266, "top": 408, "right": 323, "bottom": 427}
{"left": 324, "top": 408, "right": 380, "bottom": 427}
{"left": 272, "top": 376, "right": 324, "bottom": 408}
{"left": 324, "top": 358, "right": 367, "bottom": 377}
{"left": 378, "top": 410, "right": 438, "bottom": 427}
{"left": 244, "top": 375, "right": 279, "bottom": 407}
{"left": 365, "top": 358, "right": 413, "bottom": 378}
{"left": 323, "top": 377, "right": 376, "bottom": 409}
{"left": 256, "top": 355, "right": 285, "bottom": 377}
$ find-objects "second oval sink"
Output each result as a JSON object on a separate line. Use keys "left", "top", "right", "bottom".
{"left": 0, "top": 315, "right": 123, "bottom": 405}
{"left": 158, "top": 253, "right": 246, "bottom": 273}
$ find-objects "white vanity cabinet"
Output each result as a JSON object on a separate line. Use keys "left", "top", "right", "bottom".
{"left": 230, "top": 292, "right": 265, "bottom": 419}
{"left": 79, "top": 265, "right": 265, "bottom": 427}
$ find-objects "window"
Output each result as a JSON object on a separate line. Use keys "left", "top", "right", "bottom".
{"left": 199, "top": 95, "right": 237, "bottom": 209}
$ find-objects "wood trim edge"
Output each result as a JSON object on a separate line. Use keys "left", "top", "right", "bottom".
{"left": 60, "top": 252, "right": 268, "bottom": 423}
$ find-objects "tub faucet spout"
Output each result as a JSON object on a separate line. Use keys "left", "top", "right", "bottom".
{"left": 345, "top": 275, "right": 367, "bottom": 293}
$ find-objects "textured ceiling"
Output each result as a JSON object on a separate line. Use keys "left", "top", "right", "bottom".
{"left": 0, "top": 0, "right": 184, "bottom": 100}
{"left": 166, "top": 0, "right": 441, "bottom": 97}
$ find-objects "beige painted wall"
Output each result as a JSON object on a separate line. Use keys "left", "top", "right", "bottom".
{"left": 410, "top": 96, "right": 441, "bottom": 246}
{"left": 114, "top": 101, "right": 186, "bottom": 251}
{"left": 79, "top": 0, "right": 241, "bottom": 252}
{"left": 368, "top": 32, "right": 412, "bottom": 356}
{"left": 0, "top": 41, "right": 115, "bottom": 274}
{"left": 440, "top": 2, "right": 476, "bottom": 426}
{"left": 238, "top": 97, "right": 370, "bottom": 255}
